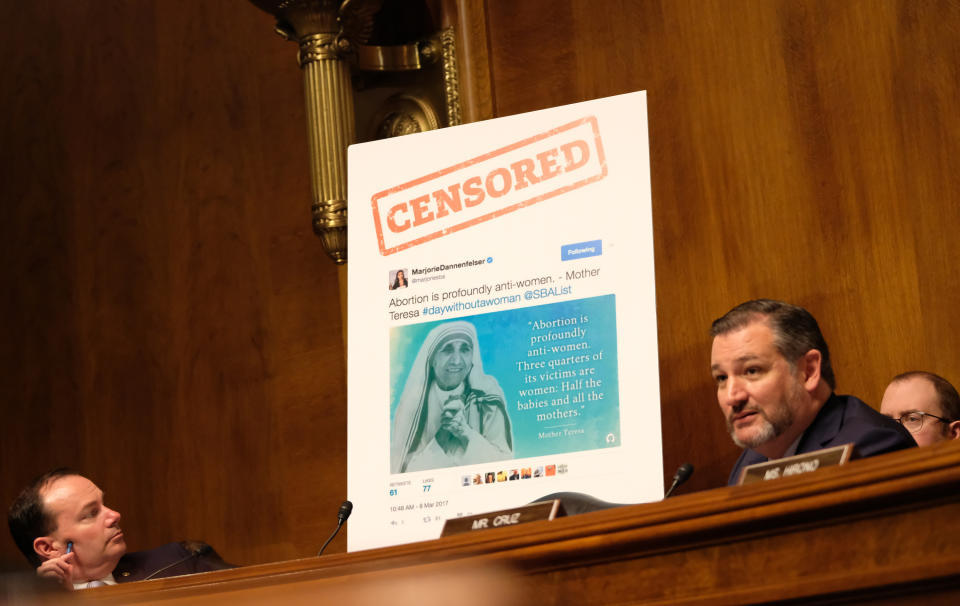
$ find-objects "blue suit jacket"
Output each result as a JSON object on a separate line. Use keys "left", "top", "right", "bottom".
{"left": 727, "top": 393, "right": 917, "bottom": 486}
{"left": 113, "top": 541, "right": 233, "bottom": 583}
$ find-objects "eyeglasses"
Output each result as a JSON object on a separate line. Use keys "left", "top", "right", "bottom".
{"left": 891, "top": 411, "right": 951, "bottom": 433}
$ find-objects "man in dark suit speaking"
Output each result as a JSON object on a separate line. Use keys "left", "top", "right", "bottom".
{"left": 7, "top": 468, "right": 232, "bottom": 589}
{"left": 709, "top": 299, "right": 916, "bottom": 486}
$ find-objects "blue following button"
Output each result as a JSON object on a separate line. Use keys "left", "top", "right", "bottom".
{"left": 561, "top": 239, "right": 602, "bottom": 261}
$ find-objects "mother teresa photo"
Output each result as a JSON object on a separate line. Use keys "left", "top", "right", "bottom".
{"left": 391, "top": 321, "right": 514, "bottom": 474}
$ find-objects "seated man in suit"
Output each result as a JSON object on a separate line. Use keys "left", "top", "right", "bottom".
{"left": 880, "top": 371, "right": 960, "bottom": 446}
{"left": 7, "top": 468, "right": 232, "bottom": 590}
{"left": 710, "top": 299, "right": 917, "bottom": 486}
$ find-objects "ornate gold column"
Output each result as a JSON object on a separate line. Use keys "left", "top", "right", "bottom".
{"left": 300, "top": 28, "right": 352, "bottom": 264}
{"left": 251, "top": 1, "right": 467, "bottom": 267}
{"left": 251, "top": 0, "right": 379, "bottom": 264}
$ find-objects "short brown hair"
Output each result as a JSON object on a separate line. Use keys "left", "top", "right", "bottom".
{"left": 711, "top": 299, "right": 836, "bottom": 389}
{"left": 7, "top": 468, "right": 80, "bottom": 567}
{"left": 890, "top": 371, "right": 960, "bottom": 421}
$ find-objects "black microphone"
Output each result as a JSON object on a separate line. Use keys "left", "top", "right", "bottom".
{"left": 142, "top": 542, "right": 211, "bottom": 581}
{"left": 318, "top": 500, "right": 353, "bottom": 556}
{"left": 664, "top": 463, "right": 694, "bottom": 498}
{"left": 337, "top": 501, "right": 353, "bottom": 524}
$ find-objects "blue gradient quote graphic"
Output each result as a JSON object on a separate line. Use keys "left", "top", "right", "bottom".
{"left": 390, "top": 295, "right": 620, "bottom": 468}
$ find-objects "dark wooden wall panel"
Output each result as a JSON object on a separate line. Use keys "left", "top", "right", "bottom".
{"left": 485, "top": 0, "right": 960, "bottom": 492}
{"left": 3, "top": 0, "right": 958, "bottom": 574}
{"left": 0, "top": 1, "right": 347, "bottom": 568}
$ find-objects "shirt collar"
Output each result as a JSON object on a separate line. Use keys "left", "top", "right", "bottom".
{"left": 782, "top": 432, "right": 804, "bottom": 458}
{"left": 73, "top": 573, "right": 117, "bottom": 589}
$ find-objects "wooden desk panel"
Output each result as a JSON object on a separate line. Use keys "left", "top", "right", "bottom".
{"left": 75, "top": 443, "right": 960, "bottom": 605}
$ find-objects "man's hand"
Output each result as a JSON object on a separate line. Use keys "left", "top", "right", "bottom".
{"left": 36, "top": 552, "right": 77, "bottom": 589}
{"left": 440, "top": 396, "right": 470, "bottom": 441}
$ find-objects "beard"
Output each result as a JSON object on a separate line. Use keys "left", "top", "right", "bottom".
{"left": 728, "top": 400, "right": 796, "bottom": 450}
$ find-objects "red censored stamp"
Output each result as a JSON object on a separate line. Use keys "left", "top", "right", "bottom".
{"left": 371, "top": 116, "right": 608, "bottom": 256}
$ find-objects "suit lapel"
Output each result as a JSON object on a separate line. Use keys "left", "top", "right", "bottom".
{"left": 797, "top": 393, "right": 843, "bottom": 452}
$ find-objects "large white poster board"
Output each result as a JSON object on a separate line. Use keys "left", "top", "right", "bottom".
{"left": 347, "top": 91, "right": 661, "bottom": 552}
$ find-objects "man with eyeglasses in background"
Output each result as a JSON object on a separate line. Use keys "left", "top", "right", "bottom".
{"left": 881, "top": 371, "right": 960, "bottom": 446}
